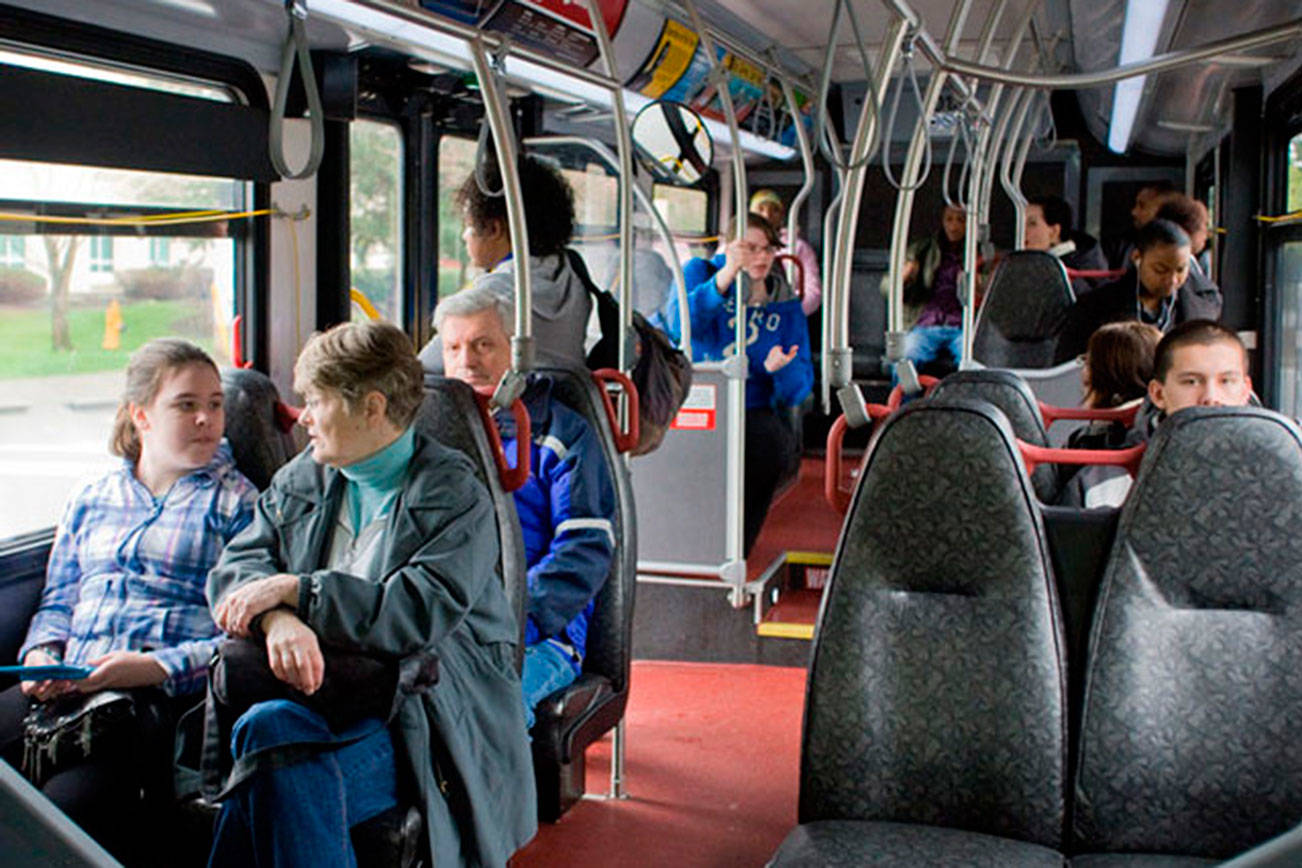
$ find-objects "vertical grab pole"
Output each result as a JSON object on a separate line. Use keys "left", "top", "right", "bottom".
{"left": 469, "top": 39, "right": 534, "bottom": 397}
{"left": 684, "top": 0, "right": 748, "bottom": 590}
{"left": 884, "top": 0, "right": 973, "bottom": 373}
{"left": 779, "top": 75, "right": 815, "bottom": 294}
{"left": 820, "top": 147, "right": 845, "bottom": 416}
{"left": 582, "top": 0, "right": 633, "bottom": 799}
{"left": 1000, "top": 87, "right": 1036, "bottom": 249}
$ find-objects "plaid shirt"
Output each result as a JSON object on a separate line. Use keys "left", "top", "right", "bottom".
{"left": 20, "top": 441, "right": 257, "bottom": 696}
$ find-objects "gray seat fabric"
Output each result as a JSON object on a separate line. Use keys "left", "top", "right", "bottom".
{"left": 771, "top": 821, "right": 1066, "bottom": 867}
{"left": 1072, "top": 408, "right": 1302, "bottom": 859}
{"left": 1069, "top": 856, "right": 1217, "bottom": 867}
{"left": 220, "top": 367, "right": 297, "bottom": 490}
{"left": 930, "top": 369, "right": 1059, "bottom": 501}
{"left": 529, "top": 366, "right": 637, "bottom": 819}
{"left": 796, "top": 398, "right": 1068, "bottom": 852}
{"left": 415, "top": 376, "right": 528, "bottom": 670}
{"left": 972, "top": 251, "right": 1075, "bottom": 369}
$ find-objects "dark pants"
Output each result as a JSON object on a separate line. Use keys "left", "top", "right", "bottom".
{"left": 744, "top": 407, "right": 800, "bottom": 557}
{"left": 0, "top": 683, "right": 182, "bottom": 866}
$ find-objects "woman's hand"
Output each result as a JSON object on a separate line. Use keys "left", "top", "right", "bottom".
{"left": 716, "top": 239, "right": 752, "bottom": 294}
{"left": 764, "top": 344, "right": 799, "bottom": 373}
{"left": 214, "top": 573, "right": 300, "bottom": 638}
{"left": 21, "top": 647, "right": 75, "bottom": 702}
{"left": 262, "top": 610, "right": 325, "bottom": 695}
{"left": 79, "top": 651, "right": 167, "bottom": 692}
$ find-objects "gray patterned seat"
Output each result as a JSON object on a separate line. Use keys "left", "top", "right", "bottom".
{"left": 1071, "top": 407, "right": 1302, "bottom": 862}
{"left": 972, "top": 250, "right": 1075, "bottom": 369}
{"left": 770, "top": 397, "right": 1069, "bottom": 866}
{"left": 220, "top": 367, "right": 298, "bottom": 490}
{"left": 930, "top": 369, "right": 1060, "bottom": 501}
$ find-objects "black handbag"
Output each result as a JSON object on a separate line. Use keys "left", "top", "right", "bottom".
{"left": 22, "top": 688, "right": 168, "bottom": 788}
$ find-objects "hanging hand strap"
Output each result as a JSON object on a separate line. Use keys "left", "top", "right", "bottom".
{"left": 269, "top": 0, "right": 325, "bottom": 180}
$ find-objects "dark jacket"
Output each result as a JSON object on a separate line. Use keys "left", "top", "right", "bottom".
{"left": 207, "top": 434, "right": 536, "bottom": 867}
{"left": 1060, "top": 231, "right": 1110, "bottom": 298}
{"left": 1058, "top": 267, "right": 1223, "bottom": 361}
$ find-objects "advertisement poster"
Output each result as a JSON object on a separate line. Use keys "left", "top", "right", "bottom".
{"left": 484, "top": 0, "right": 629, "bottom": 68}
{"left": 690, "top": 50, "right": 765, "bottom": 124}
{"left": 417, "top": 0, "right": 499, "bottom": 25}
{"left": 625, "top": 18, "right": 700, "bottom": 99}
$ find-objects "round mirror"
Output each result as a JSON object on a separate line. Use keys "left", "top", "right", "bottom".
{"left": 630, "top": 101, "right": 714, "bottom": 185}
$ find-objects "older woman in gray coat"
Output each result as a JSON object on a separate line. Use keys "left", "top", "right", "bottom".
{"left": 206, "top": 321, "right": 535, "bottom": 867}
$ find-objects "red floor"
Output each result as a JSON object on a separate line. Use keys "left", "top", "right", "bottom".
{"left": 514, "top": 661, "right": 806, "bottom": 867}
{"left": 746, "top": 457, "right": 846, "bottom": 582}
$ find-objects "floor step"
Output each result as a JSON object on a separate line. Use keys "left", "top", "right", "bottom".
{"left": 757, "top": 588, "right": 824, "bottom": 640}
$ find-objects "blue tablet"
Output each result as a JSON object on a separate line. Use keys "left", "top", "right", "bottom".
{"left": 0, "top": 664, "right": 94, "bottom": 680}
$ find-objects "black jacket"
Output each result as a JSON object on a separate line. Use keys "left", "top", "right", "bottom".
{"left": 1058, "top": 267, "right": 1223, "bottom": 361}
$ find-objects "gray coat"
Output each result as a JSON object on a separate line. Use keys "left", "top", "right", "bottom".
{"left": 206, "top": 434, "right": 536, "bottom": 867}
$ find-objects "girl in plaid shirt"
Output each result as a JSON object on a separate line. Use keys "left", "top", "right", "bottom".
{"left": 0, "top": 338, "right": 256, "bottom": 861}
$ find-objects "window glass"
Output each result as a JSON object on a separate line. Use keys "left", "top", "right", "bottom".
{"left": 0, "top": 159, "right": 244, "bottom": 537}
{"left": 1278, "top": 240, "right": 1302, "bottom": 419}
{"left": 1289, "top": 132, "right": 1302, "bottom": 214}
{"left": 562, "top": 164, "right": 618, "bottom": 234}
{"left": 0, "top": 47, "right": 234, "bottom": 102}
{"left": 350, "top": 120, "right": 403, "bottom": 324}
{"left": 437, "top": 136, "right": 478, "bottom": 300}
{"left": 653, "top": 183, "right": 708, "bottom": 236}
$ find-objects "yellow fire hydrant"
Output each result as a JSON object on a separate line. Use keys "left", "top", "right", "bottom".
{"left": 102, "top": 298, "right": 123, "bottom": 350}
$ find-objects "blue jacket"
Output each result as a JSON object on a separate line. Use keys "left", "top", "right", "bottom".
{"left": 664, "top": 253, "right": 813, "bottom": 409}
{"left": 500, "top": 376, "right": 616, "bottom": 668}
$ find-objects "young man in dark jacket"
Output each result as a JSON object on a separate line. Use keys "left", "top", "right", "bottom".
{"left": 1024, "top": 195, "right": 1108, "bottom": 296}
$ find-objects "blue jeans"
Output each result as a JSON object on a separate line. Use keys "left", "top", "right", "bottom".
{"left": 208, "top": 700, "right": 398, "bottom": 868}
{"left": 522, "top": 641, "right": 580, "bottom": 730}
{"left": 894, "top": 325, "right": 963, "bottom": 386}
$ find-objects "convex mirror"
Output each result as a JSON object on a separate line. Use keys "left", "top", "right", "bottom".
{"left": 630, "top": 100, "right": 713, "bottom": 185}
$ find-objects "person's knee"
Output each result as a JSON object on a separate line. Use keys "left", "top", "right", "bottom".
{"left": 231, "top": 699, "right": 328, "bottom": 757}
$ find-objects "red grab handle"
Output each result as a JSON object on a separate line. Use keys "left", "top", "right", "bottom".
{"left": 1066, "top": 267, "right": 1125, "bottom": 281}
{"left": 824, "top": 405, "right": 893, "bottom": 515}
{"left": 774, "top": 253, "right": 806, "bottom": 299}
{"left": 886, "top": 374, "right": 940, "bottom": 412}
{"left": 1038, "top": 401, "right": 1141, "bottom": 430}
{"left": 592, "top": 368, "right": 639, "bottom": 454}
{"left": 1017, "top": 439, "right": 1146, "bottom": 478}
{"left": 473, "top": 393, "right": 531, "bottom": 492}
{"left": 231, "top": 314, "right": 253, "bottom": 369}
{"left": 273, "top": 401, "right": 301, "bottom": 433}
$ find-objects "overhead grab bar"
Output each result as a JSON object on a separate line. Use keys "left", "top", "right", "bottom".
{"left": 269, "top": 0, "right": 325, "bottom": 180}
{"left": 813, "top": 0, "right": 881, "bottom": 172}
{"left": 779, "top": 75, "right": 816, "bottom": 301}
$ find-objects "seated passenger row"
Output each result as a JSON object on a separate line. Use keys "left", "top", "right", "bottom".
{"left": 772, "top": 387, "right": 1302, "bottom": 865}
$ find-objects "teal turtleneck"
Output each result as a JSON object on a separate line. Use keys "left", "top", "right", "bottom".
{"left": 337, "top": 425, "right": 415, "bottom": 532}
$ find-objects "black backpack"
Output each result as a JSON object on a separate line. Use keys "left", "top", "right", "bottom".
{"left": 566, "top": 249, "right": 692, "bottom": 456}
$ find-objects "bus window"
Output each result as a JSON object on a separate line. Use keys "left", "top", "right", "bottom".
{"left": 0, "top": 159, "right": 244, "bottom": 538}
{"left": 563, "top": 164, "right": 619, "bottom": 232}
{"left": 1289, "top": 131, "right": 1302, "bottom": 213}
{"left": 349, "top": 119, "right": 403, "bottom": 324}
{"left": 1278, "top": 240, "right": 1302, "bottom": 418}
{"left": 437, "top": 135, "right": 477, "bottom": 299}
{"left": 654, "top": 183, "right": 710, "bottom": 261}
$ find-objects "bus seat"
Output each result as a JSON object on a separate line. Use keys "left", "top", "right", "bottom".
{"left": 772, "top": 397, "right": 1068, "bottom": 866}
{"left": 930, "top": 370, "right": 1060, "bottom": 501}
{"left": 1072, "top": 407, "right": 1302, "bottom": 862}
{"left": 0, "top": 534, "right": 53, "bottom": 689}
{"left": 529, "top": 366, "right": 637, "bottom": 822}
{"left": 219, "top": 367, "right": 298, "bottom": 491}
{"left": 972, "top": 251, "right": 1075, "bottom": 370}
{"left": 416, "top": 376, "right": 528, "bottom": 670}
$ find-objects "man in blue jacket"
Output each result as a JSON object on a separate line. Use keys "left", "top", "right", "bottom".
{"left": 436, "top": 287, "right": 617, "bottom": 727}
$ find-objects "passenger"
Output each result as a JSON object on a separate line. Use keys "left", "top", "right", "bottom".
{"left": 674, "top": 212, "right": 812, "bottom": 555}
{"left": 0, "top": 339, "right": 256, "bottom": 864}
{"left": 1023, "top": 194, "right": 1108, "bottom": 295}
{"left": 1059, "top": 218, "right": 1223, "bottom": 361}
{"left": 1059, "top": 322, "right": 1161, "bottom": 507}
{"left": 207, "top": 322, "right": 535, "bottom": 867}
{"left": 890, "top": 203, "right": 968, "bottom": 377}
{"left": 437, "top": 288, "right": 617, "bottom": 729}
{"left": 750, "top": 188, "right": 823, "bottom": 314}
{"left": 1064, "top": 320, "right": 1251, "bottom": 507}
{"left": 1103, "top": 179, "right": 1177, "bottom": 268}
{"left": 418, "top": 152, "right": 591, "bottom": 370}
{"left": 1155, "top": 194, "right": 1214, "bottom": 277}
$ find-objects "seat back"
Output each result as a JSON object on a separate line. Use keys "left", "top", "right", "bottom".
{"left": 972, "top": 251, "right": 1075, "bottom": 369}
{"left": 800, "top": 397, "right": 1067, "bottom": 849}
{"left": 535, "top": 366, "right": 637, "bottom": 698}
{"left": 930, "top": 369, "right": 1058, "bottom": 500}
{"left": 220, "top": 367, "right": 297, "bottom": 490}
{"left": 1072, "top": 407, "right": 1302, "bottom": 858}
{"left": 415, "top": 377, "right": 528, "bottom": 669}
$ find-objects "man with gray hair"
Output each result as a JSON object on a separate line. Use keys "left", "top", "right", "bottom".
{"left": 433, "top": 286, "right": 616, "bottom": 729}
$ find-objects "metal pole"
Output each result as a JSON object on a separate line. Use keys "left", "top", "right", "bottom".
{"left": 1000, "top": 88, "right": 1036, "bottom": 248}
{"left": 820, "top": 159, "right": 845, "bottom": 415}
{"left": 779, "top": 76, "right": 816, "bottom": 296}
{"left": 469, "top": 38, "right": 533, "bottom": 388}
{"left": 583, "top": 0, "right": 634, "bottom": 377}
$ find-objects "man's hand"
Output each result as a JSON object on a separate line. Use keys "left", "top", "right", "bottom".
{"left": 262, "top": 610, "right": 325, "bottom": 695}
{"left": 764, "top": 344, "right": 799, "bottom": 373}
{"left": 20, "top": 647, "right": 75, "bottom": 702}
{"left": 79, "top": 651, "right": 167, "bottom": 692}
{"left": 214, "top": 574, "right": 300, "bottom": 638}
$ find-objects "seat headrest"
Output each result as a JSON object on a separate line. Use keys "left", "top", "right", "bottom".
{"left": 220, "top": 367, "right": 295, "bottom": 490}
{"left": 980, "top": 251, "right": 1075, "bottom": 340}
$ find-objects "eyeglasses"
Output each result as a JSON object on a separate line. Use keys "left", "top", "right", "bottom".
{"left": 740, "top": 242, "right": 776, "bottom": 255}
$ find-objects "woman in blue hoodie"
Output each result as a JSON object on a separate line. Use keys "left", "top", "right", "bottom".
{"left": 674, "top": 212, "right": 813, "bottom": 555}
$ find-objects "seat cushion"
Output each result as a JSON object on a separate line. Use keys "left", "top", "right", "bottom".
{"left": 530, "top": 672, "right": 614, "bottom": 763}
{"left": 770, "top": 821, "right": 1065, "bottom": 867}
{"left": 1070, "top": 856, "right": 1218, "bottom": 867}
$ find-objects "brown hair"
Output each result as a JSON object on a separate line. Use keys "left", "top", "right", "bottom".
{"left": 1154, "top": 194, "right": 1207, "bottom": 238}
{"left": 727, "top": 211, "right": 780, "bottom": 249}
{"left": 293, "top": 321, "right": 424, "bottom": 428}
{"left": 1153, "top": 319, "right": 1246, "bottom": 382}
{"left": 110, "top": 338, "right": 219, "bottom": 463}
{"left": 1084, "top": 321, "right": 1162, "bottom": 409}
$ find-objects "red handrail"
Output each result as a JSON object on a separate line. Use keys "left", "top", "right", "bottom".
{"left": 1017, "top": 439, "right": 1146, "bottom": 478}
{"left": 273, "top": 401, "right": 301, "bottom": 433}
{"left": 472, "top": 393, "right": 531, "bottom": 492}
{"left": 231, "top": 315, "right": 253, "bottom": 369}
{"left": 1038, "top": 401, "right": 1140, "bottom": 430}
{"left": 592, "top": 368, "right": 640, "bottom": 453}
{"left": 824, "top": 405, "right": 893, "bottom": 514}
{"left": 1066, "top": 267, "right": 1125, "bottom": 281}
{"left": 774, "top": 252, "right": 805, "bottom": 299}
{"left": 886, "top": 374, "right": 941, "bottom": 412}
